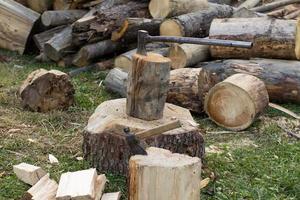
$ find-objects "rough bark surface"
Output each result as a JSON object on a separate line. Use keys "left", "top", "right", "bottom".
{"left": 41, "top": 10, "right": 87, "bottom": 27}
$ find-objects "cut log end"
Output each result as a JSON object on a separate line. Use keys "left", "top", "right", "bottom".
{"left": 114, "top": 56, "right": 132, "bottom": 72}
{"left": 169, "top": 44, "right": 188, "bottom": 69}
{"left": 160, "top": 19, "right": 183, "bottom": 36}
{"left": 133, "top": 52, "right": 170, "bottom": 63}
{"left": 149, "top": 0, "right": 171, "bottom": 18}
{"left": 295, "top": 19, "right": 300, "bottom": 59}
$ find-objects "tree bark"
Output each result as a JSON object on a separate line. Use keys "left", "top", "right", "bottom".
{"left": 111, "top": 18, "right": 162, "bottom": 42}
{"left": 129, "top": 147, "right": 201, "bottom": 200}
{"left": 209, "top": 18, "right": 300, "bottom": 60}
{"left": 0, "top": 0, "right": 40, "bottom": 54}
{"left": 160, "top": 3, "right": 233, "bottom": 37}
{"left": 126, "top": 53, "right": 171, "bottom": 120}
{"left": 251, "top": 0, "right": 300, "bottom": 12}
{"left": 168, "top": 44, "right": 209, "bottom": 69}
{"left": 205, "top": 73, "right": 269, "bottom": 131}
{"left": 197, "top": 59, "right": 300, "bottom": 104}
{"left": 41, "top": 10, "right": 87, "bottom": 27}
{"left": 27, "top": 0, "right": 53, "bottom": 13}
{"left": 83, "top": 98, "right": 205, "bottom": 176}
{"left": 237, "top": 0, "right": 261, "bottom": 9}
{"left": 149, "top": 0, "right": 208, "bottom": 19}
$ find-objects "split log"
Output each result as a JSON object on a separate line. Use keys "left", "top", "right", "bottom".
{"left": 126, "top": 53, "right": 171, "bottom": 120}
{"left": 0, "top": 0, "right": 40, "bottom": 54}
{"left": 101, "top": 192, "right": 121, "bottom": 200}
{"left": 251, "top": 0, "right": 300, "bottom": 12}
{"left": 13, "top": 163, "right": 47, "bottom": 186}
{"left": 56, "top": 169, "right": 106, "bottom": 200}
{"left": 19, "top": 69, "right": 75, "bottom": 112}
{"left": 44, "top": 26, "right": 75, "bottom": 62}
{"left": 205, "top": 73, "right": 269, "bottom": 131}
{"left": 197, "top": 59, "right": 300, "bottom": 104}
{"left": 149, "top": 0, "right": 208, "bottom": 19}
{"left": 72, "top": 1, "right": 150, "bottom": 44}
{"left": 114, "top": 47, "right": 169, "bottom": 72}
{"left": 160, "top": 3, "right": 233, "bottom": 37}
{"left": 129, "top": 147, "right": 202, "bottom": 200}
{"left": 266, "top": 4, "right": 300, "bottom": 19}
{"left": 209, "top": 18, "right": 300, "bottom": 60}
{"left": 21, "top": 174, "right": 58, "bottom": 200}
{"left": 33, "top": 25, "right": 66, "bottom": 52}
{"left": 168, "top": 44, "right": 209, "bottom": 69}
{"left": 237, "top": 0, "right": 261, "bottom": 9}
{"left": 111, "top": 18, "right": 162, "bottom": 42}
{"left": 27, "top": 0, "right": 53, "bottom": 13}
{"left": 72, "top": 40, "right": 126, "bottom": 67}
{"left": 105, "top": 68, "right": 204, "bottom": 113}
{"left": 41, "top": 10, "right": 87, "bottom": 27}
{"left": 83, "top": 98, "right": 205, "bottom": 175}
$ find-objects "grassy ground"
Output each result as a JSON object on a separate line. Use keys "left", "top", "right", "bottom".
{"left": 0, "top": 49, "right": 299, "bottom": 200}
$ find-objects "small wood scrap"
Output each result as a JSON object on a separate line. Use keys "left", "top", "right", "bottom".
{"left": 101, "top": 192, "right": 121, "bottom": 200}
{"left": 56, "top": 168, "right": 107, "bottom": 200}
{"left": 19, "top": 69, "right": 75, "bottom": 112}
{"left": 49, "top": 154, "right": 59, "bottom": 164}
{"left": 13, "top": 163, "right": 47, "bottom": 186}
{"left": 21, "top": 174, "right": 58, "bottom": 200}
{"left": 129, "top": 147, "right": 202, "bottom": 200}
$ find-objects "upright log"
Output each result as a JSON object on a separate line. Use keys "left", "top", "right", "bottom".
{"left": 0, "top": 0, "right": 40, "bottom": 54}
{"left": 209, "top": 18, "right": 300, "bottom": 60}
{"left": 41, "top": 10, "right": 87, "bottom": 27}
{"left": 197, "top": 59, "right": 300, "bottom": 104}
{"left": 149, "top": 0, "right": 208, "bottom": 19}
{"left": 160, "top": 3, "right": 233, "bottom": 37}
{"left": 27, "top": 0, "right": 53, "bottom": 13}
{"left": 129, "top": 147, "right": 202, "bottom": 200}
{"left": 126, "top": 53, "right": 171, "bottom": 120}
{"left": 205, "top": 73, "right": 269, "bottom": 131}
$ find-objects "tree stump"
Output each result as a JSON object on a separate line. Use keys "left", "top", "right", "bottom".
{"left": 126, "top": 53, "right": 171, "bottom": 120}
{"left": 205, "top": 73, "right": 269, "bottom": 131}
{"left": 83, "top": 98, "right": 205, "bottom": 176}
{"left": 129, "top": 147, "right": 202, "bottom": 200}
{"left": 19, "top": 69, "right": 75, "bottom": 112}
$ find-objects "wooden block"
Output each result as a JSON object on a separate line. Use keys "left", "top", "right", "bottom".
{"left": 101, "top": 192, "right": 121, "bottom": 200}
{"left": 21, "top": 174, "right": 58, "bottom": 200}
{"left": 13, "top": 163, "right": 46, "bottom": 186}
{"left": 56, "top": 168, "right": 107, "bottom": 200}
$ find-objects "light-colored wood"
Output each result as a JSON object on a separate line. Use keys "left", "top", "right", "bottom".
{"left": 169, "top": 44, "right": 209, "bottom": 69}
{"left": 237, "top": 0, "right": 260, "bottom": 9}
{"left": 19, "top": 69, "right": 75, "bottom": 112}
{"left": 83, "top": 98, "right": 204, "bottom": 175}
{"left": 149, "top": 0, "right": 208, "bottom": 19}
{"left": 205, "top": 73, "right": 269, "bottom": 131}
{"left": 21, "top": 174, "right": 58, "bottom": 200}
{"left": 129, "top": 147, "right": 202, "bottom": 200}
{"left": 56, "top": 169, "right": 107, "bottom": 200}
{"left": 126, "top": 53, "right": 171, "bottom": 120}
{"left": 0, "top": 0, "right": 40, "bottom": 54}
{"left": 101, "top": 192, "right": 121, "bottom": 200}
{"left": 160, "top": 3, "right": 233, "bottom": 37}
{"left": 27, "top": 0, "right": 53, "bottom": 13}
{"left": 13, "top": 163, "right": 47, "bottom": 186}
{"left": 209, "top": 18, "right": 300, "bottom": 60}
{"left": 41, "top": 10, "right": 87, "bottom": 27}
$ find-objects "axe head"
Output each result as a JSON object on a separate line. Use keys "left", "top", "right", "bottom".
{"left": 137, "top": 30, "right": 149, "bottom": 56}
{"left": 124, "top": 127, "right": 148, "bottom": 156}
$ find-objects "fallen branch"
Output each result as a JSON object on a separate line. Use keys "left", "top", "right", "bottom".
{"left": 251, "top": 0, "right": 300, "bottom": 12}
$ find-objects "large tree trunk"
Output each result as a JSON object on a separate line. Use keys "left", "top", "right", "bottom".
{"left": 160, "top": 3, "right": 233, "bottom": 37}
{"left": 149, "top": 0, "right": 208, "bottom": 19}
{"left": 41, "top": 10, "right": 87, "bottom": 27}
{"left": 205, "top": 73, "right": 269, "bottom": 131}
{"left": 27, "top": 0, "right": 53, "bottom": 13}
{"left": 197, "top": 59, "right": 300, "bottom": 104}
{"left": 126, "top": 53, "right": 171, "bottom": 120}
{"left": 209, "top": 18, "right": 300, "bottom": 60}
{"left": 0, "top": 0, "right": 40, "bottom": 54}
{"left": 72, "top": 1, "right": 150, "bottom": 44}
{"left": 83, "top": 98, "right": 205, "bottom": 176}
{"left": 129, "top": 147, "right": 202, "bottom": 200}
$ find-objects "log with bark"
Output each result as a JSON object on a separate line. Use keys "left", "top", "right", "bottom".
{"left": 72, "top": 1, "right": 150, "bottom": 44}
{"left": 237, "top": 0, "right": 261, "bottom": 9}
{"left": 197, "top": 59, "right": 300, "bottom": 104}
{"left": 41, "top": 10, "right": 87, "bottom": 27}
{"left": 251, "top": 0, "right": 300, "bottom": 13}
{"left": 27, "top": 0, "right": 53, "bottom": 13}
{"left": 19, "top": 69, "right": 75, "bottom": 112}
{"left": 149, "top": 0, "right": 208, "bottom": 19}
{"left": 129, "top": 147, "right": 202, "bottom": 200}
{"left": 209, "top": 18, "right": 300, "bottom": 60}
{"left": 205, "top": 73, "right": 269, "bottom": 131}
{"left": 83, "top": 98, "right": 205, "bottom": 175}
{"left": 160, "top": 3, "right": 233, "bottom": 37}
{"left": 0, "top": 0, "right": 40, "bottom": 54}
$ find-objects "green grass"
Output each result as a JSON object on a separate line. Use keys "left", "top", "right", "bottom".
{"left": 0, "top": 49, "right": 299, "bottom": 199}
